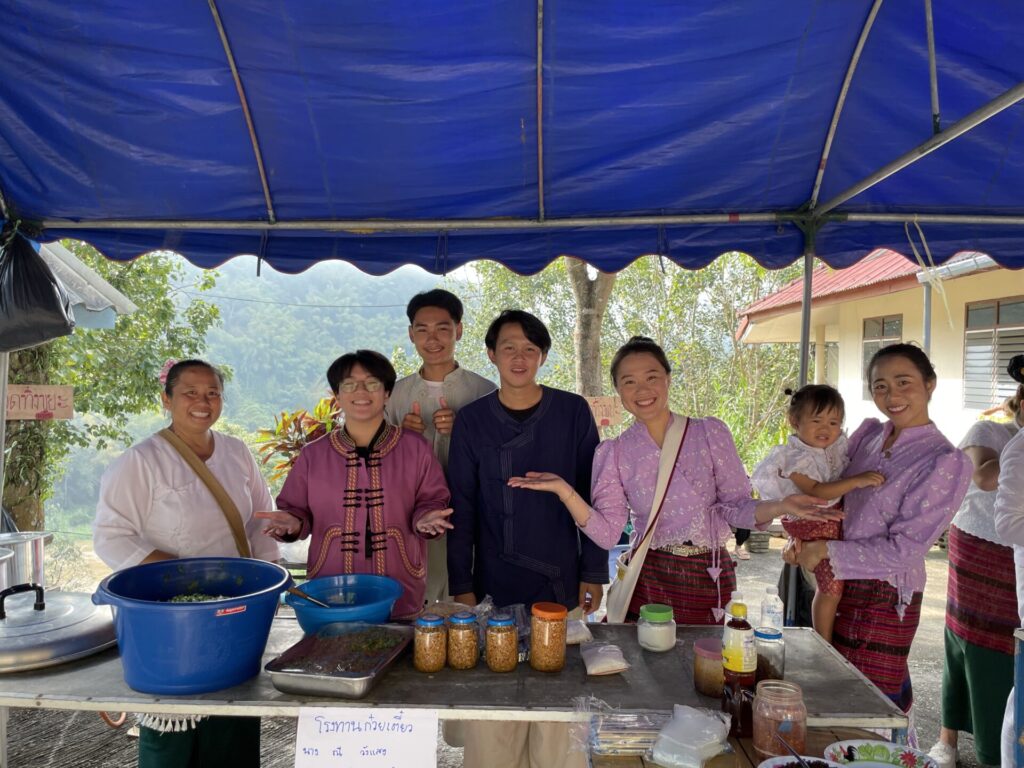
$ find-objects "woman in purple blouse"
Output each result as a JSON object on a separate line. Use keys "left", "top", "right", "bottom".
{"left": 510, "top": 336, "right": 831, "bottom": 625}
{"left": 789, "top": 344, "right": 971, "bottom": 718}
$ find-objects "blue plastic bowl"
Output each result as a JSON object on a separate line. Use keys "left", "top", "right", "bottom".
{"left": 93, "top": 557, "right": 292, "bottom": 695}
{"left": 285, "top": 574, "right": 403, "bottom": 634}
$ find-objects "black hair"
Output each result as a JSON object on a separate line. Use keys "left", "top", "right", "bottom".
{"left": 785, "top": 384, "right": 845, "bottom": 423}
{"left": 406, "top": 289, "right": 464, "bottom": 324}
{"left": 1008, "top": 355, "right": 1024, "bottom": 416}
{"left": 484, "top": 310, "right": 551, "bottom": 353}
{"left": 326, "top": 350, "right": 397, "bottom": 395}
{"left": 164, "top": 359, "right": 225, "bottom": 397}
{"left": 866, "top": 342, "right": 937, "bottom": 384}
{"left": 610, "top": 336, "right": 671, "bottom": 386}
{"left": 1009, "top": 354, "right": 1024, "bottom": 385}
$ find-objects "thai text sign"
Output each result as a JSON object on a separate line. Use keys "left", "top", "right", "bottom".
{"left": 585, "top": 396, "right": 624, "bottom": 428}
{"left": 6, "top": 385, "right": 73, "bottom": 420}
{"left": 294, "top": 707, "right": 437, "bottom": 767}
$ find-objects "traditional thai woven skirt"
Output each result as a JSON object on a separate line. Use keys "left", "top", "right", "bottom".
{"left": 626, "top": 547, "right": 736, "bottom": 625}
{"left": 832, "top": 579, "right": 922, "bottom": 712}
{"left": 945, "top": 525, "right": 1017, "bottom": 655}
{"left": 781, "top": 517, "right": 844, "bottom": 597}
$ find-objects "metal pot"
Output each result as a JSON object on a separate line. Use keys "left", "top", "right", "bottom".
{"left": 0, "top": 531, "right": 50, "bottom": 587}
{"left": 0, "top": 547, "right": 13, "bottom": 591}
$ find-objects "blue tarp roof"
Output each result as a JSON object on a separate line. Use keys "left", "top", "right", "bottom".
{"left": 1, "top": 1, "right": 1023, "bottom": 274}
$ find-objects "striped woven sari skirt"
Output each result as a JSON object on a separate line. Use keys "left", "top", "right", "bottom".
{"left": 626, "top": 548, "right": 736, "bottom": 625}
{"left": 832, "top": 579, "right": 922, "bottom": 712}
{"left": 945, "top": 525, "right": 1017, "bottom": 655}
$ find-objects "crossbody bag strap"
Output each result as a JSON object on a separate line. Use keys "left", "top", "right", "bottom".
{"left": 157, "top": 428, "right": 252, "bottom": 558}
{"left": 628, "top": 414, "right": 689, "bottom": 561}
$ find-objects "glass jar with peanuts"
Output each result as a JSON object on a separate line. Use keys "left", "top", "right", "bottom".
{"left": 529, "top": 602, "right": 568, "bottom": 672}
{"left": 447, "top": 611, "right": 480, "bottom": 670}
{"left": 485, "top": 613, "right": 518, "bottom": 673}
{"left": 413, "top": 613, "right": 447, "bottom": 673}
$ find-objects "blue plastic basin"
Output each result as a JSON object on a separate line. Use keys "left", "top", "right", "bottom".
{"left": 285, "top": 574, "right": 403, "bottom": 634}
{"left": 93, "top": 557, "right": 292, "bottom": 695}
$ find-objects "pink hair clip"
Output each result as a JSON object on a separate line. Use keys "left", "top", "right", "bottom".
{"left": 158, "top": 358, "right": 179, "bottom": 385}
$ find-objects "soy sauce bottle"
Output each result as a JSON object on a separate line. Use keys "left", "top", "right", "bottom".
{"left": 721, "top": 600, "right": 756, "bottom": 738}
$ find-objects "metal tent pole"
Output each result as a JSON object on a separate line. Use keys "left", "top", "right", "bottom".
{"left": 208, "top": 0, "right": 276, "bottom": 224}
{"left": 535, "top": 0, "right": 546, "bottom": 222}
{"left": 841, "top": 212, "right": 1024, "bottom": 225}
{"left": 41, "top": 212, "right": 782, "bottom": 231}
{"left": 784, "top": 229, "right": 817, "bottom": 625}
{"left": 815, "top": 81, "right": 1024, "bottom": 216}
{"left": 924, "top": 0, "right": 941, "bottom": 135}
{"left": 808, "top": 0, "right": 884, "bottom": 208}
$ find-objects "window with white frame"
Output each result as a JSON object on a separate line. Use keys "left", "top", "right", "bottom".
{"left": 963, "top": 297, "right": 1024, "bottom": 409}
{"left": 862, "top": 315, "right": 902, "bottom": 399}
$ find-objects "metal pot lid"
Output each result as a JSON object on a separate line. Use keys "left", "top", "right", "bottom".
{"left": 0, "top": 590, "right": 116, "bottom": 673}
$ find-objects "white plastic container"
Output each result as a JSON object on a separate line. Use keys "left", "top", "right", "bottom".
{"left": 759, "top": 586, "right": 785, "bottom": 631}
{"left": 637, "top": 603, "right": 676, "bottom": 652}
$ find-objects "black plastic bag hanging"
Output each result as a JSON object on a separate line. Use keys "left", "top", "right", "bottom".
{"left": 0, "top": 231, "right": 75, "bottom": 351}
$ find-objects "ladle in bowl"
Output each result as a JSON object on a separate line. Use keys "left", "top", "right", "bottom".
{"left": 286, "top": 586, "right": 330, "bottom": 608}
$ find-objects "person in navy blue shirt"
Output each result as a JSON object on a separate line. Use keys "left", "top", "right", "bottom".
{"left": 446, "top": 309, "right": 604, "bottom": 768}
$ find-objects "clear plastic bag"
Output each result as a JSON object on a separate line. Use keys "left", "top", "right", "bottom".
{"left": 565, "top": 618, "right": 593, "bottom": 645}
{"left": 651, "top": 705, "right": 731, "bottom": 768}
{"left": 579, "top": 642, "right": 630, "bottom": 676}
{"left": 572, "top": 696, "right": 671, "bottom": 756}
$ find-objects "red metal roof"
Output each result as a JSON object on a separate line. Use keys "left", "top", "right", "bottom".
{"left": 741, "top": 249, "right": 921, "bottom": 318}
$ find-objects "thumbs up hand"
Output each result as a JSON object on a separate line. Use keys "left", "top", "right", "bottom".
{"left": 402, "top": 401, "right": 426, "bottom": 434}
{"left": 433, "top": 396, "right": 455, "bottom": 435}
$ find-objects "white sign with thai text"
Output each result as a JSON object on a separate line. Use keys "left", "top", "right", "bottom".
{"left": 6, "top": 385, "right": 73, "bottom": 420}
{"left": 585, "top": 395, "right": 624, "bottom": 428}
{"left": 294, "top": 707, "right": 438, "bottom": 768}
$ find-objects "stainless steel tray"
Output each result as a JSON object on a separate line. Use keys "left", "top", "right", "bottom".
{"left": 265, "top": 622, "right": 413, "bottom": 699}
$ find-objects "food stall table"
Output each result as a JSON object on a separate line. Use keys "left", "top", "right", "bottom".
{"left": 592, "top": 726, "right": 881, "bottom": 767}
{"left": 0, "top": 619, "right": 906, "bottom": 764}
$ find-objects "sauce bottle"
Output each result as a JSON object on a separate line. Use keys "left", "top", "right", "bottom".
{"left": 721, "top": 600, "right": 756, "bottom": 738}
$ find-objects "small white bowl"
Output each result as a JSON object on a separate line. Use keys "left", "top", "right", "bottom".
{"left": 823, "top": 739, "right": 938, "bottom": 767}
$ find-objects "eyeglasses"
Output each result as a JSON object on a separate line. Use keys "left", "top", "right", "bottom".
{"left": 339, "top": 379, "right": 383, "bottom": 393}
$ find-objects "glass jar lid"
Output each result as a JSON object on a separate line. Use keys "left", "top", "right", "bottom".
{"left": 754, "top": 627, "right": 783, "bottom": 640}
{"left": 415, "top": 613, "right": 444, "bottom": 627}
{"left": 639, "top": 603, "right": 674, "bottom": 623}
{"left": 487, "top": 613, "right": 515, "bottom": 627}
{"left": 449, "top": 611, "right": 478, "bottom": 625}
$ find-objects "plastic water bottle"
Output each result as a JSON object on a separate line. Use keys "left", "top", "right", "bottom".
{"left": 760, "top": 586, "right": 785, "bottom": 631}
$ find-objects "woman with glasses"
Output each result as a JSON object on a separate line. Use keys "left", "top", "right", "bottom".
{"left": 258, "top": 350, "right": 453, "bottom": 618}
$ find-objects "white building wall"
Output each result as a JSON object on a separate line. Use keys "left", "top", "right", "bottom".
{"left": 831, "top": 268, "right": 1021, "bottom": 446}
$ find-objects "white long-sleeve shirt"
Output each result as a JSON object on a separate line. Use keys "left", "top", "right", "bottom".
{"left": 94, "top": 431, "right": 279, "bottom": 570}
{"left": 994, "top": 427, "right": 1024, "bottom": 623}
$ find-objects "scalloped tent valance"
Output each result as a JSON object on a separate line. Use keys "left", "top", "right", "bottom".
{"left": 1, "top": 1, "right": 1023, "bottom": 274}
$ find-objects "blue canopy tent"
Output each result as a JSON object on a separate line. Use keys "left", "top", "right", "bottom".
{"left": 0, "top": 1, "right": 1022, "bottom": 278}
{"left": 1, "top": 3, "right": 1024, "bottom": 752}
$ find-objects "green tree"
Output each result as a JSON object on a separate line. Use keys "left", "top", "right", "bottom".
{"left": 4, "top": 243, "right": 221, "bottom": 529}
{"left": 449, "top": 253, "right": 802, "bottom": 468}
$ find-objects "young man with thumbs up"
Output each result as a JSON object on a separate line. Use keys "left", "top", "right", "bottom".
{"left": 385, "top": 289, "right": 495, "bottom": 603}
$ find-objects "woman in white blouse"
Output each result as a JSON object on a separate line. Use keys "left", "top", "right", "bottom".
{"left": 927, "top": 383, "right": 1022, "bottom": 768}
{"left": 994, "top": 355, "right": 1024, "bottom": 768}
{"left": 94, "top": 359, "right": 277, "bottom": 768}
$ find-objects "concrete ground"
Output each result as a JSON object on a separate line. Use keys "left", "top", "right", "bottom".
{"left": 4, "top": 537, "right": 983, "bottom": 767}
